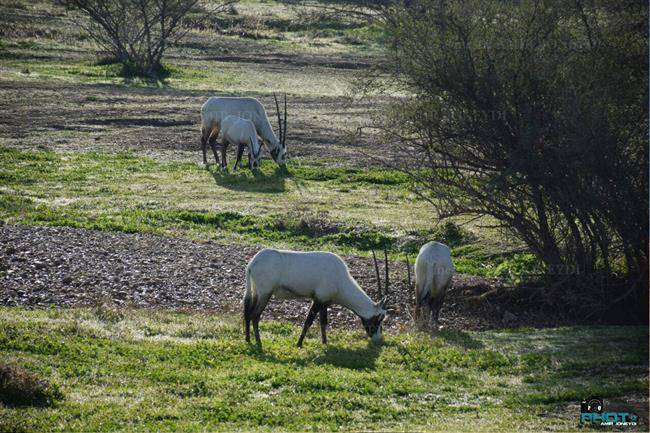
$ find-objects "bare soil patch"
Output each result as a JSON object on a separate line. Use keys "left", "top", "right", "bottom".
{"left": 0, "top": 80, "right": 375, "bottom": 165}
{"left": 1, "top": 224, "right": 566, "bottom": 332}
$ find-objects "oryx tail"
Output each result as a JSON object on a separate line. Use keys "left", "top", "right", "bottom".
{"left": 418, "top": 262, "right": 449, "bottom": 305}
{"left": 243, "top": 266, "right": 257, "bottom": 322}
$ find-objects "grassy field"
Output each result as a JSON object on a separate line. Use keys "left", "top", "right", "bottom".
{"left": 1, "top": 307, "right": 647, "bottom": 432}
{"left": 0, "top": 0, "right": 539, "bottom": 280}
{"left": 0, "top": 145, "right": 533, "bottom": 278}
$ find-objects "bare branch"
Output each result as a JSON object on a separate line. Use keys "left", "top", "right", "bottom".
{"left": 65, "top": 0, "right": 235, "bottom": 76}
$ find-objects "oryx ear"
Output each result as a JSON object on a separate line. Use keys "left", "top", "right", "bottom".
{"left": 378, "top": 297, "right": 388, "bottom": 310}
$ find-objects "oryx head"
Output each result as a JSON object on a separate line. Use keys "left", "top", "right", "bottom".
{"left": 249, "top": 138, "right": 262, "bottom": 171}
{"left": 361, "top": 297, "right": 387, "bottom": 344}
{"left": 272, "top": 93, "right": 288, "bottom": 166}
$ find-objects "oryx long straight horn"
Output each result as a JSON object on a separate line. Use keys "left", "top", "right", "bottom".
{"left": 383, "top": 244, "right": 390, "bottom": 295}
{"left": 371, "top": 248, "right": 382, "bottom": 295}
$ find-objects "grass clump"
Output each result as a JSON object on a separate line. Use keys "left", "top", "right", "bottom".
{"left": 0, "top": 363, "right": 63, "bottom": 407}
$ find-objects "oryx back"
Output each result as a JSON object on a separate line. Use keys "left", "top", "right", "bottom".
{"left": 247, "top": 249, "right": 354, "bottom": 303}
{"left": 415, "top": 241, "right": 454, "bottom": 305}
{"left": 201, "top": 97, "right": 278, "bottom": 147}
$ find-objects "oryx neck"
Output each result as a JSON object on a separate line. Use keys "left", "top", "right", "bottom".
{"left": 337, "top": 286, "right": 377, "bottom": 319}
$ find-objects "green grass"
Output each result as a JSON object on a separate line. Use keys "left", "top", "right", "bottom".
{"left": 0, "top": 147, "right": 534, "bottom": 278}
{"left": 0, "top": 45, "right": 360, "bottom": 95}
{"left": 0, "top": 307, "right": 646, "bottom": 432}
{"left": 0, "top": 0, "right": 386, "bottom": 95}
{"left": 196, "top": 0, "right": 387, "bottom": 53}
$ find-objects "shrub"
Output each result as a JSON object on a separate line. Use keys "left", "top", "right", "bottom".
{"left": 372, "top": 0, "right": 647, "bottom": 303}
{"left": 62, "top": 0, "right": 234, "bottom": 77}
{"left": 0, "top": 364, "right": 63, "bottom": 407}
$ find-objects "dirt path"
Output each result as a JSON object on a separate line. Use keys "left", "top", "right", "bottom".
{"left": 0, "top": 224, "right": 562, "bottom": 332}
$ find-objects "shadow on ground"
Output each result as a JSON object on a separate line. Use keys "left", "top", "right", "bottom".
{"left": 315, "top": 343, "right": 383, "bottom": 370}
{"left": 245, "top": 340, "right": 383, "bottom": 370}
{"left": 210, "top": 165, "right": 288, "bottom": 193}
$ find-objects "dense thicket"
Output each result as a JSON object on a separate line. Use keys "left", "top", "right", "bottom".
{"left": 375, "top": 0, "right": 648, "bottom": 311}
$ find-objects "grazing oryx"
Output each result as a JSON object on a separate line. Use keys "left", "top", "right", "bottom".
{"left": 408, "top": 241, "right": 455, "bottom": 326}
{"left": 200, "top": 94, "right": 287, "bottom": 169}
{"left": 221, "top": 115, "right": 262, "bottom": 171}
{"left": 244, "top": 248, "right": 388, "bottom": 347}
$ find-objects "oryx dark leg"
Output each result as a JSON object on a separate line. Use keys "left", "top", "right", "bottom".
{"left": 436, "top": 291, "right": 447, "bottom": 323}
{"left": 416, "top": 292, "right": 430, "bottom": 326}
{"left": 234, "top": 144, "right": 245, "bottom": 170}
{"left": 208, "top": 127, "right": 221, "bottom": 166}
{"left": 428, "top": 291, "right": 446, "bottom": 326}
{"left": 220, "top": 141, "right": 228, "bottom": 171}
{"left": 297, "top": 301, "right": 322, "bottom": 348}
{"left": 201, "top": 134, "right": 208, "bottom": 166}
{"left": 245, "top": 318, "right": 251, "bottom": 343}
{"left": 252, "top": 317, "right": 261, "bottom": 345}
{"left": 250, "top": 294, "right": 271, "bottom": 346}
{"left": 319, "top": 305, "right": 328, "bottom": 344}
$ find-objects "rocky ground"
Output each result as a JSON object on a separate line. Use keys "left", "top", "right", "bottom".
{"left": 0, "top": 224, "right": 564, "bottom": 332}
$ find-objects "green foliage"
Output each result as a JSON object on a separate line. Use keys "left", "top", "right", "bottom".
{"left": 433, "top": 221, "right": 469, "bottom": 248}
{"left": 493, "top": 254, "right": 544, "bottom": 282}
{"left": 0, "top": 308, "right": 646, "bottom": 432}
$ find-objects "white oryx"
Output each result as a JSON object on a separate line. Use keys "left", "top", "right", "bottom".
{"left": 200, "top": 94, "right": 287, "bottom": 169}
{"left": 221, "top": 115, "right": 263, "bottom": 171}
{"left": 411, "top": 241, "right": 455, "bottom": 326}
{"left": 244, "top": 248, "right": 388, "bottom": 347}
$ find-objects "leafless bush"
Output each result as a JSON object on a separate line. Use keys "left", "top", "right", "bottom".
{"left": 62, "top": 0, "right": 235, "bottom": 77}
{"left": 367, "top": 0, "right": 648, "bottom": 310}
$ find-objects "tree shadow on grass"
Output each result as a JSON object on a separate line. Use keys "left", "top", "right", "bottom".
{"left": 0, "top": 364, "right": 63, "bottom": 408}
{"left": 210, "top": 165, "right": 288, "bottom": 193}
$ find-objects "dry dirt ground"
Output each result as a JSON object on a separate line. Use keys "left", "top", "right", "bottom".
{"left": 0, "top": 223, "right": 564, "bottom": 333}
{"left": 0, "top": 77, "right": 378, "bottom": 166}
{"left": 0, "top": 1, "right": 383, "bottom": 164}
